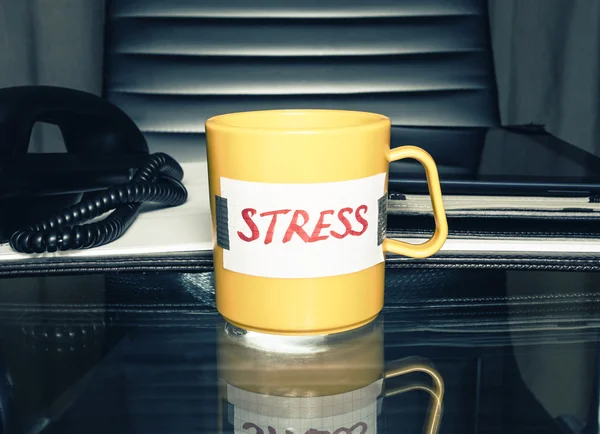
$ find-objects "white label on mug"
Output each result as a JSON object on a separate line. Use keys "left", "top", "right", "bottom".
{"left": 219, "top": 174, "right": 387, "bottom": 278}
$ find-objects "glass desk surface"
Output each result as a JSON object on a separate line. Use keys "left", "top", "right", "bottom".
{"left": 0, "top": 267, "right": 597, "bottom": 434}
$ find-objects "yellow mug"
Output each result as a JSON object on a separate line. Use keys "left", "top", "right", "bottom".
{"left": 205, "top": 109, "right": 448, "bottom": 335}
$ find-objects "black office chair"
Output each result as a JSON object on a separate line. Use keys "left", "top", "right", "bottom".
{"left": 103, "top": 0, "right": 500, "bottom": 176}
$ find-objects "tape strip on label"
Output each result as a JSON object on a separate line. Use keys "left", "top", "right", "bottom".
{"left": 216, "top": 195, "right": 230, "bottom": 250}
{"left": 377, "top": 194, "right": 387, "bottom": 246}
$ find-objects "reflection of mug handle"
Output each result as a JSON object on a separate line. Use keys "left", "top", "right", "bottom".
{"left": 383, "top": 146, "right": 448, "bottom": 258}
{"left": 383, "top": 359, "right": 445, "bottom": 434}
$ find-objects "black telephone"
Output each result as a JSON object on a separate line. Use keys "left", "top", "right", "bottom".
{"left": 0, "top": 85, "right": 187, "bottom": 253}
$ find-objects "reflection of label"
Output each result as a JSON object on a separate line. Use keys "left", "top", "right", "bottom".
{"left": 227, "top": 380, "right": 382, "bottom": 434}
{"left": 218, "top": 174, "right": 387, "bottom": 278}
{"left": 242, "top": 421, "right": 368, "bottom": 434}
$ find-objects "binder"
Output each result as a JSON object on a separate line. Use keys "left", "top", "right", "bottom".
{"left": 2, "top": 158, "right": 600, "bottom": 276}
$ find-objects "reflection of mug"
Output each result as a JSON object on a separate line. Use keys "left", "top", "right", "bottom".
{"left": 216, "top": 318, "right": 444, "bottom": 434}
{"left": 206, "top": 109, "right": 448, "bottom": 335}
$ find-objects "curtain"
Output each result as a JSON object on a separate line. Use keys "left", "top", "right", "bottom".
{"left": 0, "top": 0, "right": 105, "bottom": 152}
{"left": 488, "top": 0, "right": 600, "bottom": 155}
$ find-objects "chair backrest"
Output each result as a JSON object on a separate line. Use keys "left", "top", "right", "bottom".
{"left": 103, "top": 0, "right": 500, "bottom": 173}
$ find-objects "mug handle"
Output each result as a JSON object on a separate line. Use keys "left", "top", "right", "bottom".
{"left": 383, "top": 359, "right": 445, "bottom": 434}
{"left": 383, "top": 145, "right": 448, "bottom": 258}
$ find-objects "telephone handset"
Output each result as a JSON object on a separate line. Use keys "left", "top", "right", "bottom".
{"left": 0, "top": 85, "right": 187, "bottom": 253}
{"left": 0, "top": 85, "right": 149, "bottom": 156}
